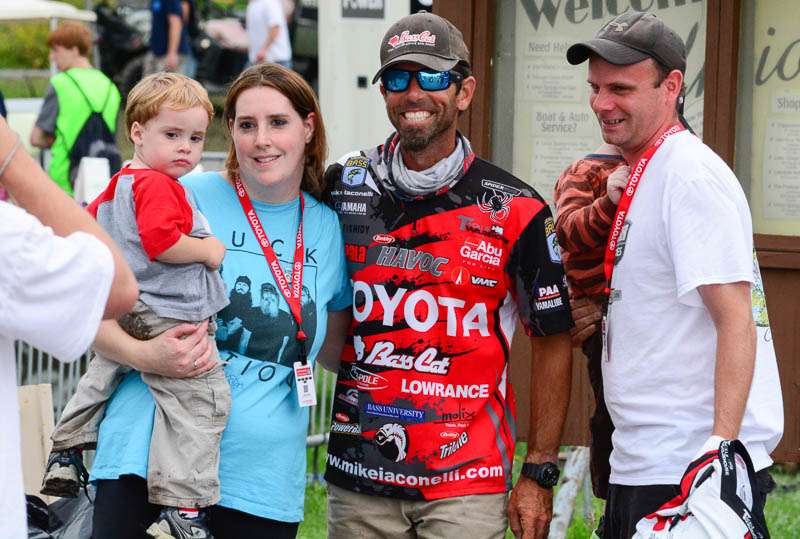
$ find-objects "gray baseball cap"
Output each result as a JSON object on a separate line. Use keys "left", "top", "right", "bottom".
{"left": 372, "top": 12, "right": 470, "bottom": 84}
{"left": 566, "top": 11, "right": 686, "bottom": 73}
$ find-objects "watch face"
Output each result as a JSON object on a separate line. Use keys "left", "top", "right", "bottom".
{"left": 539, "top": 463, "right": 560, "bottom": 487}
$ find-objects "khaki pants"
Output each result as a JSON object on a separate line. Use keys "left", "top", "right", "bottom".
{"left": 51, "top": 300, "right": 231, "bottom": 508}
{"left": 326, "top": 484, "right": 508, "bottom": 539}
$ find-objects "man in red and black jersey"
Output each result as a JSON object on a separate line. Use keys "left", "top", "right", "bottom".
{"left": 322, "top": 12, "right": 573, "bottom": 539}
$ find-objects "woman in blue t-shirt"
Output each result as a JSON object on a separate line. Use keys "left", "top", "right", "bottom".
{"left": 87, "top": 64, "right": 351, "bottom": 539}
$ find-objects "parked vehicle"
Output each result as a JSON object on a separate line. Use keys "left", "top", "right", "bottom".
{"left": 94, "top": 1, "right": 248, "bottom": 97}
{"left": 94, "top": 1, "right": 149, "bottom": 98}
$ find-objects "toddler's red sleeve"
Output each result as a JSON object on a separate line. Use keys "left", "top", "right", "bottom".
{"left": 132, "top": 170, "right": 194, "bottom": 260}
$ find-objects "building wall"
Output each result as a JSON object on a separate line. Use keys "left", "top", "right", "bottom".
{"left": 436, "top": 0, "right": 799, "bottom": 462}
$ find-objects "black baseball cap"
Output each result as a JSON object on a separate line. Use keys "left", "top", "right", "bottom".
{"left": 566, "top": 11, "right": 686, "bottom": 73}
{"left": 372, "top": 12, "right": 470, "bottom": 84}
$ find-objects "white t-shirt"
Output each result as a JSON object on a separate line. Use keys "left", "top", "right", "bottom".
{"left": 0, "top": 202, "right": 113, "bottom": 538}
{"left": 246, "top": 0, "right": 291, "bottom": 64}
{"left": 604, "top": 131, "right": 784, "bottom": 486}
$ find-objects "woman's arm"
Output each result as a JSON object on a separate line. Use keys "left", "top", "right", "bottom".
{"left": 93, "top": 318, "right": 216, "bottom": 377}
{"left": 316, "top": 309, "right": 351, "bottom": 372}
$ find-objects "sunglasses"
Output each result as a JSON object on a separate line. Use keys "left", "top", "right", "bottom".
{"left": 381, "top": 68, "right": 464, "bottom": 93}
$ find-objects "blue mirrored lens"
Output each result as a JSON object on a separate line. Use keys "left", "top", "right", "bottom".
{"left": 381, "top": 69, "right": 453, "bottom": 92}
{"left": 382, "top": 70, "right": 412, "bottom": 92}
{"left": 417, "top": 70, "right": 450, "bottom": 91}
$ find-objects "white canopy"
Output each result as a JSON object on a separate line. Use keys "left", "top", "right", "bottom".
{"left": 0, "top": 1, "right": 96, "bottom": 22}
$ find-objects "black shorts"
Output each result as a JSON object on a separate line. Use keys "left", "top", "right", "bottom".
{"left": 92, "top": 475, "right": 299, "bottom": 539}
{"left": 603, "top": 469, "right": 775, "bottom": 538}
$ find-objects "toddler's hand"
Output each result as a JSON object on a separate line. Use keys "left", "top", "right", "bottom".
{"left": 203, "top": 237, "right": 226, "bottom": 270}
{"left": 607, "top": 164, "right": 631, "bottom": 205}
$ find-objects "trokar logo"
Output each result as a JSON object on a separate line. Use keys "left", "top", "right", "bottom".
{"left": 451, "top": 266, "right": 470, "bottom": 285}
{"left": 387, "top": 30, "right": 436, "bottom": 49}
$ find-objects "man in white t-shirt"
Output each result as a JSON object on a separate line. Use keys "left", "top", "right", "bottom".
{"left": 0, "top": 117, "right": 137, "bottom": 539}
{"left": 566, "top": 12, "right": 783, "bottom": 538}
{"left": 245, "top": 0, "right": 292, "bottom": 67}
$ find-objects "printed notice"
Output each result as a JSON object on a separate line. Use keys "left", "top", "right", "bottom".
{"left": 526, "top": 107, "right": 596, "bottom": 201}
{"left": 509, "top": 2, "right": 706, "bottom": 194}
{"left": 762, "top": 119, "right": 800, "bottom": 219}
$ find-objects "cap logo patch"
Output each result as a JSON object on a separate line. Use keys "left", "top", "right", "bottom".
{"left": 387, "top": 30, "right": 436, "bottom": 49}
{"left": 608, "top": 22, "right": 628, "bottom": 32}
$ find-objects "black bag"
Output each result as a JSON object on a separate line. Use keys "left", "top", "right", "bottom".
{"left": 63, "top": 72, "right": 122, "bottom": 188}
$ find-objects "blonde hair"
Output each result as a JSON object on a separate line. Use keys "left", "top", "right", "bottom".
{"left": 125, "top": 73, "right": 214, "bottom": 141}
{"left": 47, "top": 22, "right": 92, "bottom": 58}
{"left": 224, "top": 63, "right": 327, "bottom": 198}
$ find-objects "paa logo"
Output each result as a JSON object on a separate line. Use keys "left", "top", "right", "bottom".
{"left": 342, "top": 156, "right": 369, "bottom": 187}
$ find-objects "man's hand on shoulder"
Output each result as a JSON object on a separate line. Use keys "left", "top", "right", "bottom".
{"left": 508, "top": 476, "right": 553, "bottom": 539}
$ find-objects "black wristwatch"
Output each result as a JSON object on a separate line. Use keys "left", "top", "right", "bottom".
{"left": 520, "top": 462, "right": 560, "bottom": 489}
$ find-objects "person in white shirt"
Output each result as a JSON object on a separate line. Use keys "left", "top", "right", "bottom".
{"left": 0, "top": 116, "right": 137, "bottom": 539}
{"left": 566, "top": 11, "right": 783, "bottom": 538}
{"left": 245, "top": 0, "right": 292, "bottom": 68}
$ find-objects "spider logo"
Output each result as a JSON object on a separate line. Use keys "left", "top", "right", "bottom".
{"left": 478, "top": 190, "right": 514, "bottom": 222}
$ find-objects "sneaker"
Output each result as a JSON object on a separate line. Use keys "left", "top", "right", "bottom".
{"left": 40, "top": 448, "right": 89, "bottom": 498}
{"left": 591, "top": 515, "right": 605, "bottom": 539}
{"left": 146, "top": 508, "right": 213, "bottom": 539}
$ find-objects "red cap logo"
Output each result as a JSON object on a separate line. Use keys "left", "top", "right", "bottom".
{"left": 387, "top": 30, "right": 436, "bottom": 49}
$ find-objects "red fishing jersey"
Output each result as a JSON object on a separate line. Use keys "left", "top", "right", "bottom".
{"left": 324, "top": 136, "right": 573, "bottom": 500}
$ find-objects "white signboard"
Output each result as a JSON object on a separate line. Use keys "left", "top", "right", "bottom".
{"left": 510, "top": 1, "right": 706, "bottom": 202}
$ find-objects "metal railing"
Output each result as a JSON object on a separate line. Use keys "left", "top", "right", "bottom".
{"left": 15, "top": 342, "right": 337, "bottom": 482}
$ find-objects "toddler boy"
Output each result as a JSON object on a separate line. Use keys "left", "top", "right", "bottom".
{"left": 41, "top": 72, "right": 230, "bottom": 539}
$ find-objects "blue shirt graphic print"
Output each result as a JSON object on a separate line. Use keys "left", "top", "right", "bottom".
{"left": 90, "top": 172, "right": 350, "bottom": 522}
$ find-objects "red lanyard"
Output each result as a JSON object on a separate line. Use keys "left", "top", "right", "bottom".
{"left": 603, "top": 124, "right": 684, "bottom": 296}
{"left": 233, "top": 174, "right": 308, "bottom": 361}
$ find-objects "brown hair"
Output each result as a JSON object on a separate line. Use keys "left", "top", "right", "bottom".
{"left": 125, "top": 72, "right": 214, "bottom": 141}
{"left": 47, "top": 22, "right": 93, "bottom": 58}
{"left": 224, "top": 63, "right": 327, "bottom": 198}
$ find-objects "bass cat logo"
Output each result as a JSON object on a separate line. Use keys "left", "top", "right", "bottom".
{"left": 478, "top": 180, "right": 521, "bottom": 222}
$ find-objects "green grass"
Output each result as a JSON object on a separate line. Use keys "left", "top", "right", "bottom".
{"left": 298, "top": 444, "right": 800, "bottom": 538}
{"left": 0, "top": 76, "right": 50, "bottom": 99}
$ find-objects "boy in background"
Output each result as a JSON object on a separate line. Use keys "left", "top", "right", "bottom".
{"left": 553, "top": 144, "right": 628, "bottom": 505}
{"left": 41, "top": 73, "right": 230, "bottom": 539}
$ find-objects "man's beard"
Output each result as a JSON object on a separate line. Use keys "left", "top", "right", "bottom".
{"left": 400, "top": 131, "right": 436, "bottom": 151}
{"left": 230, "top": 290, "right": 251, "bottom": 311}
{"left": 260, "top": 303, "right": 278, "bottom": 318}
{"left": 394, "top": 107, "right": 456, "bottom": 152}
